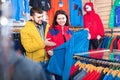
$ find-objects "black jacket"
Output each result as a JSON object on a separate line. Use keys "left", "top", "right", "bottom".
{"left": 29, "top": 0, "right": 51, "bottom": 11}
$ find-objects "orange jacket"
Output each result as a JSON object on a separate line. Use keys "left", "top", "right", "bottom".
{"left": 48, "top": 0, "right": 70, "bottom": 25}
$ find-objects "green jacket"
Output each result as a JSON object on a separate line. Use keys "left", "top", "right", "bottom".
{"left": 109, "top": 0, "right": 120, "bottom": 28}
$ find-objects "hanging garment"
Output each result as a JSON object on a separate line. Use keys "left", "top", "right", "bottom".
{"left": 113, "top": 36, "right": 120, "bottom": 49}
{"left": 47, "top": 0, "right": 70, "bottom": 25}
{"left": 29, "top": 0, "right": 51, "bottom": 11}
{"left": 73, "top": 69, "right": 87, "bottom": 80}
{"left": 83, "top": 2, "right": 104, "bottom": 39}
{"left": 70, "top": 65, "right": 79, "bottom": 76}
{"left": 106, "top": 36, "right": 114, "bottom": 49}
{"left": 47, "top": 29, "right": 89, "bottom": 80}
{"left": 11, "top": 0, "right": 30, "bottom": 21}
{"left": 72, "top": 57, "right": 120, "bottom": 80}
{"left": 29, "top": 0, "right": 40, "bottom": 8}
{"left": 117, "top": 38, "right": 120, "bottom": 50}
{"left": 109, "top": 0, "right": 120, "bottom": 28}
{"left": 114, "top": 6, "right": 120, "bottom": 27}
{"left": 98, "top": 71, "right": 107, "bottom": 80}
{"left": 69, "top": 0, "right": 84, "bottom": 27}
{"left": 101, "top": 36, "right": 111, "bottom": 49}
{"left": 109, "top": 36, "right": 117, "bottom": 50}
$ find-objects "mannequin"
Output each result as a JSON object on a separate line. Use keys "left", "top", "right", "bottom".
{"left": 86, "top": 5, "right": 92, "bottom": 12}
{"left": 83, "top": 2, "right": 104, "bottom": 50}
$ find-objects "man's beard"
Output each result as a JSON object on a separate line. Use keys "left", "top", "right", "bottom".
{"left": 34, "top": 21, "right": 42, "bottom": 26}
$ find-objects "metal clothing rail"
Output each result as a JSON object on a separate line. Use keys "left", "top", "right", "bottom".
{"left": 74, "top": 49, "right": 110, "bottom": 56}
{"left": 74, "top": 55, "right": 120, "bottom": 67}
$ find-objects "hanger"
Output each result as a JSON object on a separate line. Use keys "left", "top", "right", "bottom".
{"left": 80, "top": 63, "right": 86, "bottom": 69}
{"left": 74, "top": 60, "right": 81, "bottom": 66}
{"left": 96, "top": 66, "right": 103, "bottom": 73}
{"left": 118, "top": 71, "right": 120, "bottom": 78}
{"left": 107, "top": 69, "right": 113, "bottom": 75}
{"left": 103, "top": 67, "right": 109, "bottom": 74}
{"left": 89, "top": 64, "right": 96, "bottom": 72}
{"left": 112, "top": 69, "right": 119, "bottom": 77}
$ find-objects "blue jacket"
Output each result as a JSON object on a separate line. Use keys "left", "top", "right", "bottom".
{"left": 47, "top": 29, "right": 89, "bottom": 80}
{"left": 114, "top": 6, "right": 120, "bottom": 27}
{"left": 11, "top": 0, "right": 30, "bottom": 21}
{"left": 69, "top": 0, "right": 84, "bottom": 27}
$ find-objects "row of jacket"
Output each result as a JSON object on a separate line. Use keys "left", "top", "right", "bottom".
{"left": 99, "top": 35, "right": 120, "bottom": 50}
{"left": 70, "top": 60, "right": 120, "bottom": 80}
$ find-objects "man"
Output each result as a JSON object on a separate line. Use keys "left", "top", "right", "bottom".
{"left": 0, "top": 23, "right": 46, "bottom": 80}
{"left": 20, "top": 7, "right": 56, "bottom": 80}
{"left": 0, "top": 1, "right": 47, "bottom": 79}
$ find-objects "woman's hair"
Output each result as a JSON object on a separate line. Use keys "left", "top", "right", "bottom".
{"left": 52, "top": 10, "right": 69, "bottom": 28}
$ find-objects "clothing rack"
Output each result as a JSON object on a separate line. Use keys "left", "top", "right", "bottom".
{"left": 74, "top": 55, "right": 120, "bottom": 67}
{"left": 105, "top": 28, "right": 120, "bottom": 35}
{"left": 74, "top": 49, "right": 120, "bottom": 67}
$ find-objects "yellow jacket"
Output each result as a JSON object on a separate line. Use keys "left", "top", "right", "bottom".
{"left": 20, "top": 21, "right": 49, "bottom": 62}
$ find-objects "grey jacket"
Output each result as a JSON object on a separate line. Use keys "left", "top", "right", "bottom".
{"left": 0, "top": 51, "right": 46, "bottom": 80}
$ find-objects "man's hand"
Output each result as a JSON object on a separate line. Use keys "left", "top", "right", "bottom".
{"left": 44, "top": 38, "right": 56, "bottom": 46}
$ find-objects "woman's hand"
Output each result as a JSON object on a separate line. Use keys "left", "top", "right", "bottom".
{"left": 47, "top": 50, "right": 53, "bottom": 56}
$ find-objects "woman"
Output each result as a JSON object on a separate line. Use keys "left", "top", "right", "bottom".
{"left": 46, "top": 10, "right": 72, "bottom": 80}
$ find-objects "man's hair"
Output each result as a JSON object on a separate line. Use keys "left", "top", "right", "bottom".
{"left": 30, "top": 7, "right": 43, "bottom": 16}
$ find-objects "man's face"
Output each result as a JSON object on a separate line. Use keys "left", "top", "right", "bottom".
{"left": 31, "top": 12, "right": 43, "bottom": 25}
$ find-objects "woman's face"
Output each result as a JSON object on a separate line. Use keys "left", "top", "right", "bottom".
{"left": 56, "top": 14, "right": 67, "bottom": 26}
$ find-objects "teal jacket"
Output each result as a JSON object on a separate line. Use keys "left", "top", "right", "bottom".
{"left": 109, "top": 0, "right": 120, "bottom": 28}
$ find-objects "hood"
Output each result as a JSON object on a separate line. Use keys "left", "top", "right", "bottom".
{"left": 84, "top": 2, "right": 95, "bottom": 14}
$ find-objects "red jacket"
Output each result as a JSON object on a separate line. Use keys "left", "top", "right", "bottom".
{"left": 46, "top": 25, "right": 71, "bottom": 52}
{"left": 83, "top": 2, "right": 104, "bottom": 39}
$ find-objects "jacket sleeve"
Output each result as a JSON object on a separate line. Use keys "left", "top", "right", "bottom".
{"left": 20, "top": 29, "right": 45, "bottom": 53}
{"left": 45, "top": 30, "right": 55, "bottom": 52}
{"left": 97, "top": 15, "right": 104, "bottom": 37}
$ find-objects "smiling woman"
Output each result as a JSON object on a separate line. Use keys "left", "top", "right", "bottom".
{"left": 46, "top": 10, "right": 72, "bottom": 80}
